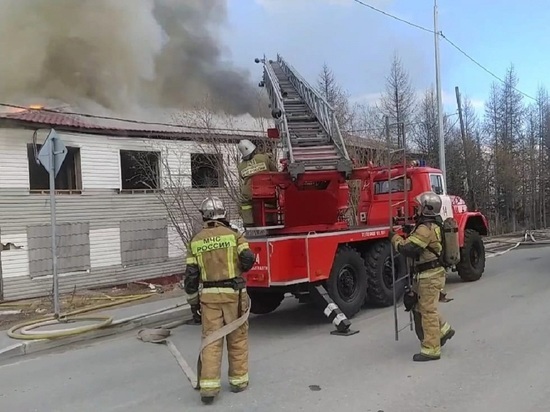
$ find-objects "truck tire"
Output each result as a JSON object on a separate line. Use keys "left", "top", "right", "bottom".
{"left": 326, "top": 246, "right": 368, "bottom": 319}
{"left": 249, "top": 291, "right": 285, "bottom": 315}
{"left": 457, "top": 229, "right": 485, "bottom": 282}
{"left": 364, "top": 240, "right": 406, "bottom": 307}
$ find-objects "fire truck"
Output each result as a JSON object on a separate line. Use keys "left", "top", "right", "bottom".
{"left": 244, "top": 55, "right": 489, "bottom": 335}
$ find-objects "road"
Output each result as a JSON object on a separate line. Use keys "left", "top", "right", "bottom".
{"left": 1, "top": 245, "right": 549, "bottom": 412}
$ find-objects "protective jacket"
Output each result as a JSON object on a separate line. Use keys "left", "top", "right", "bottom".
{"left": 237, "top": 152, "right": 277, "bottom": 203}
{"left": 391, "top": 218, "right": 445, "bottom": 279}
{"left": 184, "top": 220, "right": 255, "bottom": 305}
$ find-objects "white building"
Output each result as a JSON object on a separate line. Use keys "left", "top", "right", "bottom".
{"left": 0, "top": 107, "right": 273, "bottom": 301}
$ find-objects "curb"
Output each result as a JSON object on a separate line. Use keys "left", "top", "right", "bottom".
{"left": 0, "top": 303, "right": 192, "bottom": 363}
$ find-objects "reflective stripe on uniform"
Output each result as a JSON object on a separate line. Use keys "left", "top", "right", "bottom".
{"left": 241, "top": 205, "right": 252, "bottom": 210}
{"left": 197, "top": 254, "right": 207, "bottom": 281}
{"left": 408, "top": 234, "right": 428, "bottom": 248}
{"left": 191, "top": 235, "right": 237, "bottom": 255}
{"left": 199, "top": 378, "right": 221, "bottom": 389}
{"left": 229, "top": 373, "right": 249, "bottom": 386}
{"left": 434, "top": 226, "right": 442, "bottom": 241}
{"left": 420, "top": 345, "right": 441, "bottom": 357}
{"left": 201, "top": 287, "right": 239, "bottom": 294}
{"left": 186, "top": 256, "right": 198, "bottom": 265}
{"left": 237, "top": 242, "right": 249, "bottom": 254}
{"left": 187, "top": 291, "right": 199, "bottom": 305}
{"left": 440, "top": 322, "right": 452, "bottom": 337}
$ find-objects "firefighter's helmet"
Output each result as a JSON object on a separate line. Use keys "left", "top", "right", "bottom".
{"left": 238, "top": 139, "right": 256, "bottom": 158}
{"left": 415, "top": 191, "right": 442, "bottom": 217}
{"left": 199, "top": 196, "right": 227, "bottom": 220}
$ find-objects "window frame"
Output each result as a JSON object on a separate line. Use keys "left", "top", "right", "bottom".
{"left": 190, "top": 153, "right": 224, "bottom": 189}
{"left": 429, "top": 173, "right": 446, "bottom": 195}
{"left": 119, "top": 149, "right": 161, "bottom": 194}
{"left": 373, "top": 177, "right": 412, "bottom": 195}
{"left": 27, "top": 143, "right": 82, "bottom": 194}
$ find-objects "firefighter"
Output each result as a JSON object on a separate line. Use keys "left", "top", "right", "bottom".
{"left": 389, "top": 191, "right": 455, "bottom": 362}
{"left": 183, "top": 196, "right": 256, "bottom": 404}
{"left": 237, "top": 139, "right": 278, "bottom": 227}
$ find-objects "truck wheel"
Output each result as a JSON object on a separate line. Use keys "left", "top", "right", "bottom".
{"left": 457, "top": 229, "right": 485, "bottom": 282}
{"left": 249, "top": 291, "right": 285, "bottom": 315}
{"left": 326, "top": 246, "right": 368, "bottom": 319}
{"left": 364, "top": 240, "right": 406, "bottom": 307}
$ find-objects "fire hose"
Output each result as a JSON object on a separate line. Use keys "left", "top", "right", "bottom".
{"left": 137, "top": 296, "right": 251, "bottom": 389}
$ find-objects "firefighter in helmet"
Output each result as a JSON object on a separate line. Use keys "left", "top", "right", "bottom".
{"left": 237, "top": 139, "right": 278, "bottom": 227}
{"left": 389, "top": 191, "right": 455, "bottom": 361}
{"left": 183, "top": 196, "right": 256, "bottom": 404}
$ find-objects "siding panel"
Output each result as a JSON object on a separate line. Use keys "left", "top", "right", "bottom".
{"left": 0, "top": 233, "right": 29, "bottom": 279}
{"left": 89, "top": 228, "right": 121, "bottom": 268}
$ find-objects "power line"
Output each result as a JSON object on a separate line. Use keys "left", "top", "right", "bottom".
{"left": 0, "top": 102, "right": 268, "bottom": 135}
{"left": 351, "top": 0, "right": 434, "bottom": 34}
{"left": 440, "top": 34, "right": 536, "bottom": 101}
{"left": 351, "top": 0, "right": 537, "bottom": 101}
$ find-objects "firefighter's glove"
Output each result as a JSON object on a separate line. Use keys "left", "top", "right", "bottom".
{"left": 190, "top": 303, "right": 202, "bottom": 323}
{"left": 403, "top": 290, "right": 417, "bottom": 312}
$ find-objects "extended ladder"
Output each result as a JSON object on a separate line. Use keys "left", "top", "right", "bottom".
{"left": 258, "top": 55, "right": 353, "bottom": 180}
{"left": 385, "top": 116, "right": 414, "bottom": 341}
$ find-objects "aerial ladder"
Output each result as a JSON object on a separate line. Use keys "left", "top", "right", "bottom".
{"left": 256, "top": 55, "right": 354, "bottom": 180}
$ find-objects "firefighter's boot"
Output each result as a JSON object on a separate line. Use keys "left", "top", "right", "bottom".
{"left": 413, "top": 353, "right": 440, "bottom": 362}
{"left": 201, "top": 396, "right": 215, "bottom": 405}
{"left": 441, "top": 328, "right": 455, "bottom": 347}
{"left": 230, "top": 383, "right": 248, "bottom": 393}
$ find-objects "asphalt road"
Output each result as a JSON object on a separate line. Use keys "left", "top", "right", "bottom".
{"left": 1, "top": 244, "right": 549, "bottom": 412}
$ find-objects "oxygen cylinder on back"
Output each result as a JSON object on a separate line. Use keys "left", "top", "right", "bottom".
{"left": 441, "top": 217, "right": 461, "bottom": 266}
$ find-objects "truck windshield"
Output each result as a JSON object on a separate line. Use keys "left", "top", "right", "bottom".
{"left": 374, "top": 177, "right": 411, "bottom": 194}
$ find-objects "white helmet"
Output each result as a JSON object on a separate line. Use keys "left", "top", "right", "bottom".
{"left": 199, "top": 196, "right": 227, "bottom": 220}
{"left": 415, "top": 191, "right": 442, "bottom": 217}
{"left": 238, "top": 139, "right": 256, "bottom": 158}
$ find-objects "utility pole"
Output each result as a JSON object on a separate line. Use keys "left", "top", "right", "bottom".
{"left": 434, "top": 0, "right": 446, "bottom": 186}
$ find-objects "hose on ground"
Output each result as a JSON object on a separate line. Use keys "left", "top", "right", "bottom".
{"left": 7, "top": 294, "right": 151, "bottom": 340}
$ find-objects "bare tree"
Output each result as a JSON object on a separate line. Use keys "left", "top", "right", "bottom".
{"left": 379, "top": 52, "right": 417, "bottom": 147}
{"left": 129, "top": 100, "right": 277, "bottom": 253}
{"left": 317, "top": 63, "right": 354, "bottom": 131}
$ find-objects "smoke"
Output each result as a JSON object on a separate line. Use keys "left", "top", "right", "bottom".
{"left": 0, "top": 0, "right": 261, "bottom": 117}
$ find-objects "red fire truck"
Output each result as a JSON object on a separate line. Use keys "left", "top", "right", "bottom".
{"left": 246, "top": 55, "right": 489, "bottom": 335}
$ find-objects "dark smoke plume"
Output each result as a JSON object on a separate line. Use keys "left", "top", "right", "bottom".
{"left": 0, "top": 0, "right": 261, "bottom": 116}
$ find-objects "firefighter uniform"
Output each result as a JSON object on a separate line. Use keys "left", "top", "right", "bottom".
{"left": 237, "top": 140, "right": 277, "bottom": 227}
{"left": 390, "top": 192, "right": 455, "bottom": 362}
{"left": 184, "top": 197, "right": 256, "bottom": 404}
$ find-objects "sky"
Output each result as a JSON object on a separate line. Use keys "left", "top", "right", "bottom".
{"left": 220, "top": 0, "right": 548, "bottom": 115}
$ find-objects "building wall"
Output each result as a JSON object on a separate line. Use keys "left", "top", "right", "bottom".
{"left": 0, "top": 128, "right": 241, "bottom": 301}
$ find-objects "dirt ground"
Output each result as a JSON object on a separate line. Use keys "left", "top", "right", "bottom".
{"left": 0, "top": 281, "right": 186, "bottom": 331}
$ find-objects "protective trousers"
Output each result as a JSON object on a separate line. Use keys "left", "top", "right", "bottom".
{"left": 240, "top": 202, "right": 254, "bottom": 227}
{"left": 412, "top": 272, "right": 451, "bottom": 358}
{"left": 240, "top": 201, "right": 277, "bottom": 227}
{"left": 199, "top": 293, "right": 250, "bottom": 396}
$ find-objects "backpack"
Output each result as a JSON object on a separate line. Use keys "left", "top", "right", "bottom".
{"left": 426, "top": 217, "right": 461, "bottom": 268}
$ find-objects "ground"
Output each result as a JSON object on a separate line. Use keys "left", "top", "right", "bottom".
{"left": 0, "top": 244, "right": 548, "bottom": 411}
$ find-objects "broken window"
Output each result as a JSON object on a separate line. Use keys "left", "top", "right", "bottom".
{"left": 191, "top": 153, "right": 223, "bottom": 188}
{"left": 27, "top": 143, "right": 82, "bottom": 193}
{"left": 120, "top": 150, "right": 160, "bottom": 192}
